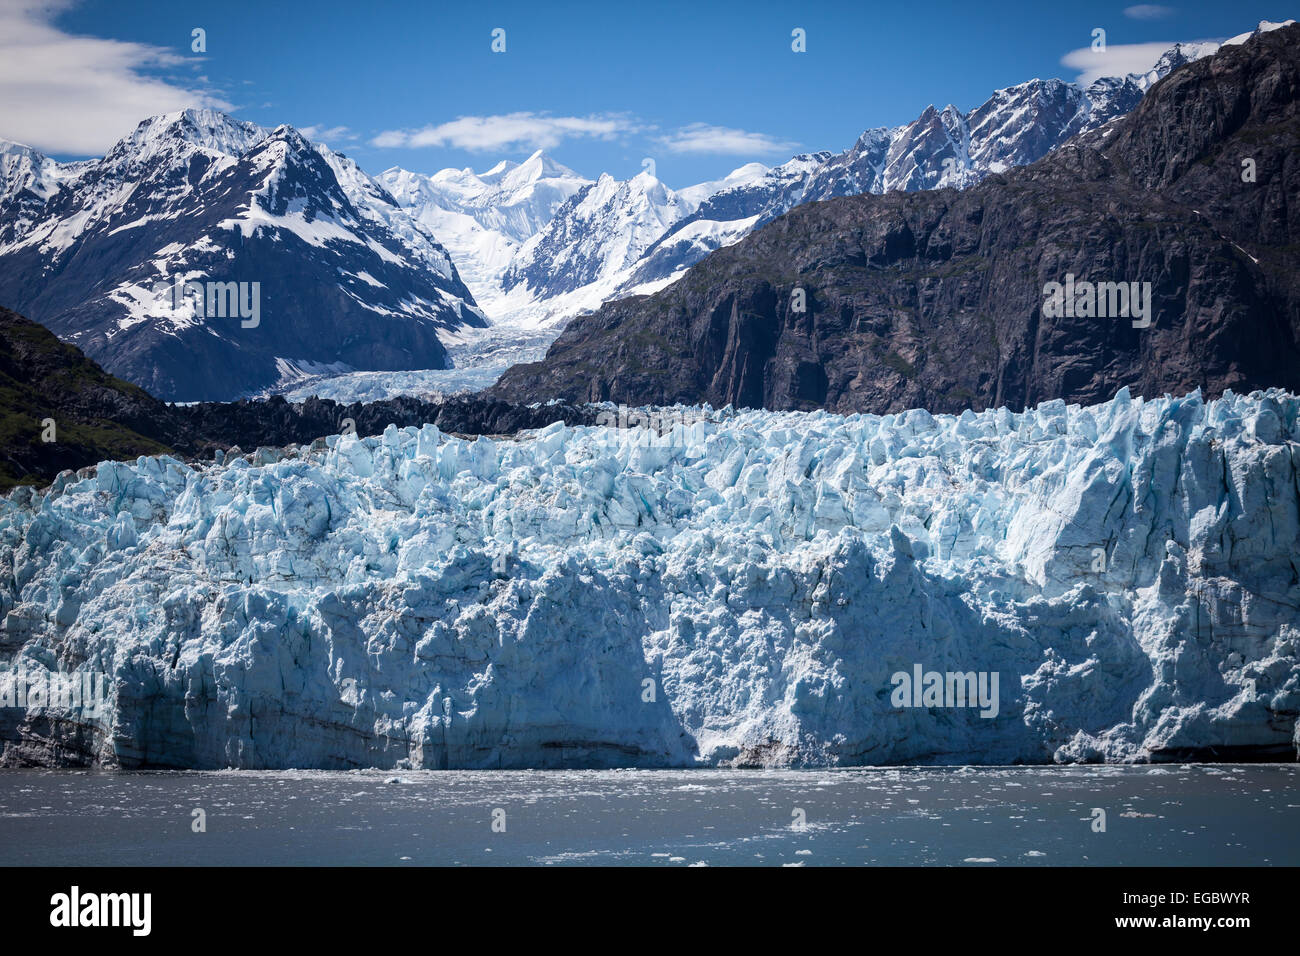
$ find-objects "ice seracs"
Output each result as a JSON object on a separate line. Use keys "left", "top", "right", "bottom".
{"left": 1, "top": 388, "right": 1296, "bottom": 769}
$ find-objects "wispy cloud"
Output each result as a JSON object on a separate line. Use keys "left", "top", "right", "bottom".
{"left": 370, "top": 112, "right": 637, "bottom": 152}
{"left": 1061, "top": 41, "right": 1177, "bottom": 85}
{"left": 299, "top": 124, "right": 355, "bottom": 146}
{"left": 655, "top": 124, "right": 799, "bottom": 155}
{"left": 0, "top": 0, "right": 231, "bottom": 155}
{"left": 1124, "top": 4, "right": 1176, "bottom": 20}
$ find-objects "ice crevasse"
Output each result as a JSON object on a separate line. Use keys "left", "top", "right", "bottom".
{"left": 0, "top": 387, "right": 1297, "bottom": 768}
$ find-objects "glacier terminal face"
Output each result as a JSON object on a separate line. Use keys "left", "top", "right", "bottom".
{"left": 1, "top": 388, "right": 1297, "bottom": 768}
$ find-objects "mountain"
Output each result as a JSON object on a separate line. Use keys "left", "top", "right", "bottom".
{"left": 4, "top": 387, "right": 1296, "bottom": 767}
{"left": 615, "top": 33, "right": 1263, "bottom": 296}
{"left": 0, "top": 110, "right": 487, "bottom": 402}
{"left": 493, "top": 23, "right": 1300, "bottom": 414}
{"left": 376, "top": 151, "right": 589, "bottom": 315}
{"left": 0, "top": 141, "right": 92, "bottom": 248}
{"left": 369, "top": 28, "right": 1258, "bottom": 341}
{"left": 499, "top": 171, "right": 700, "bottom": 305}
{"left": 0, "top": 306, "right": 177, "bottom": 489}
{"left": 375, "top": 158, "right": 774, "bottom": 333}
{"left": 3, "top": 25, "right": 1277, "bottom": 407}
{"left": 387, "top": 149, "right": 589, "bottom": 243}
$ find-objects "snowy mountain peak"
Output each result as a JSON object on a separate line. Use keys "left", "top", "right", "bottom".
{"left": 499, "top": 163, "right": 696, "bottom": 303}
{"left": 508, "top": 149, "right": 579, "bottom": 183}
{"left": 0, "top": 137, "right": 40, "bottom": 159}
{"left": 0, "top": 138, "right": 61, "bottom": 202}
{"left": 1111, "top": 20, "right": 1293, "bottom": 92}
{"left": 724, "top": 161, "right": 770, "bottom": 181}
{"left": 267, "top": 122, "right": 314, "bottom": 149}
{"left": 1224, "top": 18, "right": 1296, "bottom": 46}
{"left": 359, "top": 19, "right": 1284, "bottom": 348}
{"left": 430, "top": 163, "right": 496, "bottom": 186}
{"left": 118, "top": 108, "right": 268, "bottom": 159}
{"left": 479, "top": 158, "right": 515, "bottom": 180}
{"left": 602, "top": 23, "right": 1275, "bottom": 315}
{"left": 850, "top": 127, "right": 894, "bottom": 151}
{"left": 0, "top": 108, "right": 485, "bottom": 400}
{"left": 380, "top": 151, "right": 590, "bottom": 248}
{"left": 675, "top": 161, "right": 773, "bottom": 208}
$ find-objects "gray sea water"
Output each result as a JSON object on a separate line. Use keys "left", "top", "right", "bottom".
{"left": 0, "top": 764, "right": 1294, "bottom": 866}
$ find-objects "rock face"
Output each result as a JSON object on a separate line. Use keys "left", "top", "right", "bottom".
{"left": 1, "top": 388, "right": 1296, "bottom": 768}
{"left": 493, "top": 24, "right": 1300, "bottom": 416}
{"left": 176, "top": 394, "right": 600, "bottom": 451}
{"left": 0, "top": 110, "right": 486, "bottom": 402}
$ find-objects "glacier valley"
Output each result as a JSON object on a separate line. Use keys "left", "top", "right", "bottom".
{"left": 1, "top": 387, "right": 1297, "bottom": 768}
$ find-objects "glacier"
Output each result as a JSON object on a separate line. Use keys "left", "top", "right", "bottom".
{"left": 263, "top": 326, "right": 557, "bottom": 403}
{"left": 1, "top": 388, "right": 1297, "bottom": 768}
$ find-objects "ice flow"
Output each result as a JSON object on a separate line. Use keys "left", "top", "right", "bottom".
{"left": 1, "top": 387, "right": 1297, "bottom": 768}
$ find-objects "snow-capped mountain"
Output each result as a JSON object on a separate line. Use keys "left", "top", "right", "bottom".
{"left": 625, "top": 21, "right": 1293, "bottom": 297}
{"left": 376, "top": 151, "right": 589, "bottom": 314}
{"left": 619, "top": 53, "right": 1213, "bottom": 294}
{"left": 494, "top": 19, "right": 1300, "bottom": 417}
{"left": 374, "top": 156, "right": 772, "bottom": 333}
{"left": 0, "top": 140, "right": 92, "bottom": 247}
{"left": 499, "top": 163, "right": 780, "bottom": 313}
{"left": 0, "top": 140, "right": 83, "bottom": 205}
{"left": 4, "top": 22, "right": 1282, "bottom": 406}
{"left": 0, "top": 109, "right": 487, "bottom": 402}
{"left": 405, "top": 149, "right": 589, "bottom": 243}
{"left": 363, "top": 24, "right": 1280, "bottom": 348}
{"left": 502, "top": 171, "right": 698, "bottom": 301}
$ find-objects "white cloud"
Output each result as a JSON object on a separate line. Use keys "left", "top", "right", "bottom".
{"left": 299, "top": 124, "right": 355, "bottom": 146}
{"left": 370, "top": 112, "right": 636, "bottom": 152}
{"left": 1060, "top": 41, "right": 1177, "bottom": 85}
{"left": 656, "top": 124, "right": 799, "bottom": 156}
{"left": 1124, "top": 5, "right": 1176, "bottom": 20}
{"left": 0, "top": 0, "right": 231, "bottom": 156}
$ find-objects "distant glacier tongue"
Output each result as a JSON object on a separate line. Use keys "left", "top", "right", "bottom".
{"left": 1, "top": 388, "right": 1298, "bottom": 769}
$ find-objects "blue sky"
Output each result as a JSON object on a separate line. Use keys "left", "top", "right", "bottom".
{"left": 1, "top": 0, "right": 1293, "bottom": 187}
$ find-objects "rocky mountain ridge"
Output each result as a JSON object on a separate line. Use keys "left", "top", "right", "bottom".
{"left": 493, "top": 23, "right": 1300, "bottom": 415}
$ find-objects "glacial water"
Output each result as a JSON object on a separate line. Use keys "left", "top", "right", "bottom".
{"left": 0, "top": 764, "right": 1294, "bottom": 866}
